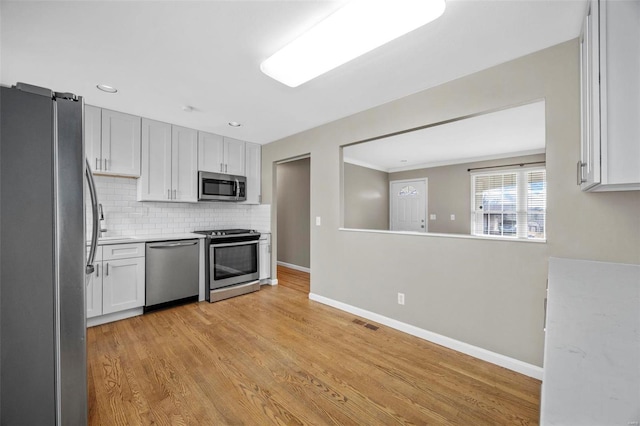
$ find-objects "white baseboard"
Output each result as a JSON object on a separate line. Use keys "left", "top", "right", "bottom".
{"left": 277, "top": 261, "right": 311, "bottom": 273}
{"left": 308, "top": 293, "right": 543, "bottom": 380}
{"left": 268, "top": 278, "right": 278, "bottom": 286}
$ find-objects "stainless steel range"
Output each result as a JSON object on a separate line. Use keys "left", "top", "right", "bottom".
{"left": 193, "top": 229, "right": 261, "bottom": 302}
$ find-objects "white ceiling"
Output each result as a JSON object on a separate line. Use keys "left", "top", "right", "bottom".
{"left": 344, "top": 100, "right": 546, "bottom": 172}
{"left": 0, "top": 1, "right": 586, "bottom": 145}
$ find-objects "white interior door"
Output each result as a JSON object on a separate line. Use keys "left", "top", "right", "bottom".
{"left": 390, "top": 179, "right": 427, "bottom": 232}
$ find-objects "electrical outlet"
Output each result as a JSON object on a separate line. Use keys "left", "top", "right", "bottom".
{"left": 430, "top": 214, "right": 436, "bottom": 220}
{"left": 315, "top": 216, "right": 321, "bottom": 226}
{"left": 450, "top": 214, "right": 456, "bottom": 221}
{"left": 397, "top": 293, "right": 405, "bottom": 305}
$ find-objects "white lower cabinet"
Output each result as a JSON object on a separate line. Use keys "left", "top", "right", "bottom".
{"left": 86, "top": 247, "right": 103, "bottom": 319}
{"left": 102, "top": 257, "right": 145, "bottom": 315}
{"left": 259, "top": 233, "right": 271, "bottom": 281}
{"left": 86, "top": 243, "right": 145, "bottom": 322}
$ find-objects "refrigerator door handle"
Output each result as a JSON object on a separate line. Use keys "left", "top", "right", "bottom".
{"left": 85, "top": 158, "right": 99, "bottom": 275}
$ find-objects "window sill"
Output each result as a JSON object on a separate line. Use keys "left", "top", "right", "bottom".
{"left": 338, "top": 227, "right": 547, "bottom": 244}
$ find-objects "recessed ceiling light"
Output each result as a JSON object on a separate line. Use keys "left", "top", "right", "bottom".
{"left": 228, "top": 121, "right": 242, "bottom": 127}
{"left": 400, "top": 159, "right": 408, "bottom": 163}
{"left": 96, "top": 84, "right": 117, "bottom": 93}
{"left": 260, "top": 0, "right": 446, "bottom": 87}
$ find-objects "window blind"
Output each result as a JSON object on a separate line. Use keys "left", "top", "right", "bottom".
{"left": 471, "top": 167, "right": 546, "bottom": 240}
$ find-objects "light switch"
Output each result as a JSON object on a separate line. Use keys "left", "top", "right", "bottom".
{"left": 429, "top": 214, "right": 436, "bottom": 220}
{"left": 315, "top": 216, "right": 321, "bottom": 226}
{"left": 450, "top": 214, "right": 456, "bottom": 221}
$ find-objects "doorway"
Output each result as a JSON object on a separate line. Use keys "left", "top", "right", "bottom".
{"left": 389, "top": 178, "right": 428, "bottom": 232}
{"left": 275, "top": 157, "right": 311, "bottom": 294}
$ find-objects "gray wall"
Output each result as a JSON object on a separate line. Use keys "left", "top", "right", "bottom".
{"left": 344, "top": 162, "right": 389, "bottom": 230}
{"left": 262, "top": 40, "right": 640, "bottom": 367}
{"left": 276, "top": 158, "right": 310, "bottom": 269}
{"left": 390, "top": 153, "right": 546, "bottom": 234}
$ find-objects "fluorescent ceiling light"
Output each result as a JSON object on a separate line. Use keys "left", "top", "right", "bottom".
{"left": 260, "top": 0, "right": 446, "bottom": 88}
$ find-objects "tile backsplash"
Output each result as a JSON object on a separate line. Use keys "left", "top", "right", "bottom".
{"left": 89, "top": 176, "right": 270, "bottom": 237}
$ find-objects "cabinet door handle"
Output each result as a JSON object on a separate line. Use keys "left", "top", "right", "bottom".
{"left": 173, "top": 189, "right": 177, "bottom": 199}
{"left": 167, "top": 189, "right": 171, "bottom": 199}
{"left": 104, "top": 158, "right": 108, "bottom": 171}
{"left": 225, "top": 164, "right": 228, "bottom": 173}
{"left": 95, "top": 158, "right": 100, "bottom": 171}
{"left": 577, "top": 161, "right": 586, "bottom": 185}
{"left": 96, "top": 263, "right": 100, "bottom": 277}
{"left": 105, "top": 263, "right": 109, "bottom": 276}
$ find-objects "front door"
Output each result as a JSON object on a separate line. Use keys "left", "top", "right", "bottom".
{"left": 390, "top": 179, "right": 427, "bottom": 232}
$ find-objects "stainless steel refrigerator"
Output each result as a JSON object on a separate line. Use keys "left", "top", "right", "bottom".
{"left": 1, "top": 83, "right": 99, "bottom": 424}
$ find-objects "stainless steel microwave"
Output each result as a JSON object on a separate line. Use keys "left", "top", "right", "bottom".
{"left": 198, "top": 171, "right": 246, "bottom": 202}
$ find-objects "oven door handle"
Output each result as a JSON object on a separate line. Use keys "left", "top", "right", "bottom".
{"left": 210, "top": 240, "right": 259, "bottom": 249}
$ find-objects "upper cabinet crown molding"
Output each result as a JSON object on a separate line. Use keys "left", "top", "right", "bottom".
{"left": 85, "top": 106, "right": 141, "bottom": 177}
{"left": 579, "top": 0, "right": 640, "bottom": 191}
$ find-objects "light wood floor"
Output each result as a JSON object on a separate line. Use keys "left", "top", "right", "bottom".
{"left": 277, "top": 264, "right": 310, "bottom": 294}
{"left": 87, "top": 271, "right": 541, "bottom": 425}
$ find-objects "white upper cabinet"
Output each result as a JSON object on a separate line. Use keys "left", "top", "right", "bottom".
{"left": 139, "top": 118, "right": 172, "bottom": 201}
{"left": 579, "top": 0, "right": 640, "bottom": 191}
{"left": 198, "top": 131, "right": 224, "bottom": 173}
{"left": 85, "top": 106, "right": 141, "bottom": 177}
{"left": 85, "top": 105, "right": 102, "bottom": 173}
{"left": 223, "top": 137, "right": 246, "bottom": 176}
{"left": 138, "top": 119, "right": 198, "bottom": 202}
{"left": 172, "top": 126, "right": 198, "bottom": 202}
{"left": 244, "top": 142, "right": 261, "bottom": 204}
{"left": 198, "top": 132, "right": 245, "bottom": 175}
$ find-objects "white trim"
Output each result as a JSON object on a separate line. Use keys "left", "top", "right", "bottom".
{"left": 87, "top": 307, "right": 143, "bottom": 327}
{"left": 268, "top": 278, "right": 279, "bottom": 286}
{"left": 277, "top": 261, "right": 311, "bottom": 273}
{"left": 308, "top": 293, "right": 543, "bottom": 380}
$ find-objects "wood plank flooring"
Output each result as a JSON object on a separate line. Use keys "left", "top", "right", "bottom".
{"left": 277, "top": 264, "right": 310, "bottom": 294}
{"left": 87, "top": 274, "right": 541, "bottom": 425}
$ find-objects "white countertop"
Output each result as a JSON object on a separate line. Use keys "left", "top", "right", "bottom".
{"left": 541, "top": 257, "right": 640, "bottom": 425}
{"left": 90, "top": 233, "right": 206, "bottom": 246}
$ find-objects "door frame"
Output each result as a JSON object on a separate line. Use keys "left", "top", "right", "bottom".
{"left": 273, "top": 154, "right": 312, "bottom": 281}
{"left": 389, "top": 178, "right": 428, "bottom": 232}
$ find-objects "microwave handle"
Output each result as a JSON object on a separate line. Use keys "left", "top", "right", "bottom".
{"left": 235, "top": 178, "right": 240, "bottom": 200}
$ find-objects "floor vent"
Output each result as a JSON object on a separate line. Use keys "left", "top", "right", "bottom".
{"left": 353, "top": 318, "right": 379, "bottom": 331}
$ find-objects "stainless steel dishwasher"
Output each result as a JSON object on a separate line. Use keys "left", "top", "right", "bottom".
{"left": 145, "top": 239, "right": 199, "bottom": 312}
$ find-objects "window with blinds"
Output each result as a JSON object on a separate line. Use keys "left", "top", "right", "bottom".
{"left": 471, "top": 168, "right": 546, "bottom": 240}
